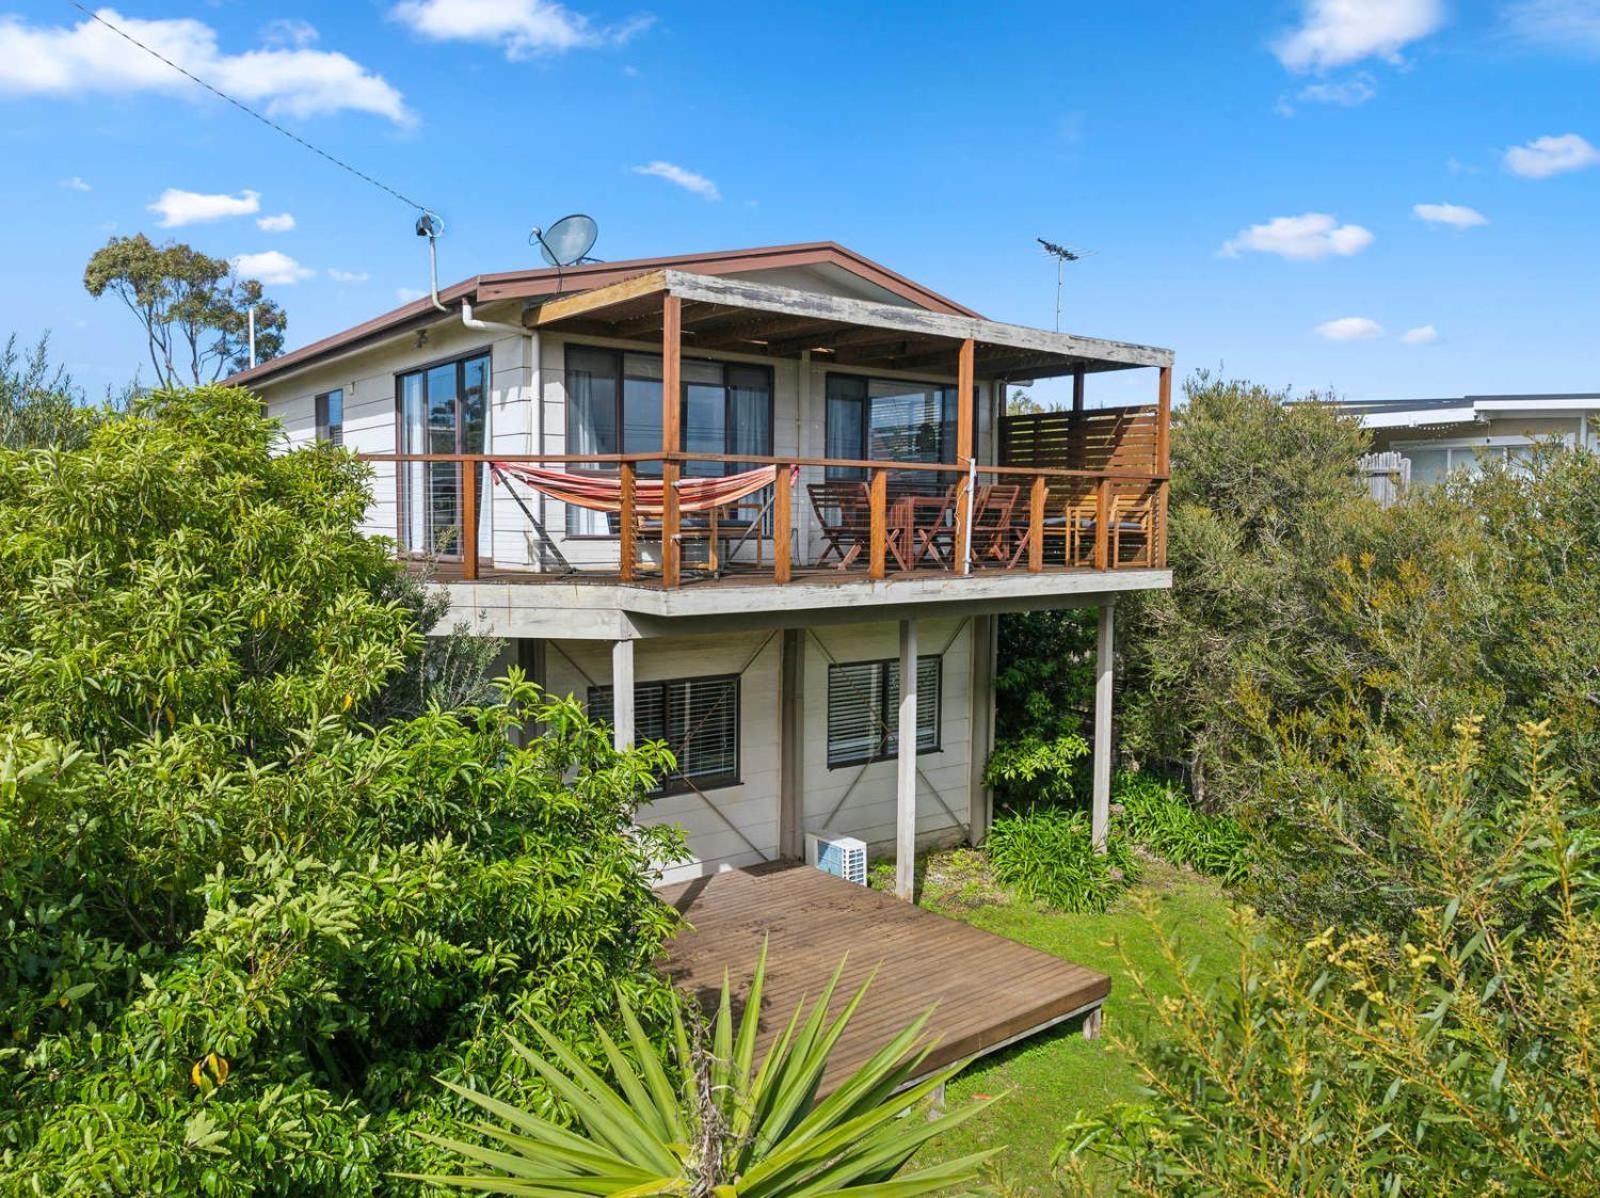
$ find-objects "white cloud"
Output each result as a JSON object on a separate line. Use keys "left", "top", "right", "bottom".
{"left": 256, "top": 212, "right": 295, "bottom": 232}
{"left": 1504, "top": 132, "right": 1600, "bottom": 177}
{"left": 1503, "top": 0, "right": 1600, "bottom": 53}
{"left": 231, "top": 250, "right": 313, "bottom": 284}
{"left": 1274, "top": 0, "right": 1445, "bottom": 71}
{"left": 148, "top": 187, "right": 260, "bottom": 227}
{"left": 0, "top": 9, "right": 411, "bottom": 124}
{"left": 59, "top": 175, "right": 91, "bottom": 191}
{"left": 396, "top": 286, "right": 426, "bottom": 302}
{"left": 1299, "top": 73, "right": 1378, "bottom": 105}
{"left": 330, "top": 269, "right": 369, "bottom": 284}
{"left": 1317, "top": 316, "right": 1385, "bottom": 341}
{"left": 1220, "top": 212, "right": 1374, "bottom": 260}
{"left": 1413, "top": 202, "right": 1489, "bottom": 228}
{"left": 1402, "top": 324, "right": 1440, "bottom": 343}
{"left": 630, "top": 160, "right": 720, "bottom": 200}
{"left": 390, "top": 0, "right": 652, "bottom": 59}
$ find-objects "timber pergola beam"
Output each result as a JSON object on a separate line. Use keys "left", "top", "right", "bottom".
{"left": 526, "top": 268, "right": 1174, "bottom": 376}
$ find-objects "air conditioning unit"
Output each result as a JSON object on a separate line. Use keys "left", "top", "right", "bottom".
{"left": 805, "top": 832, "right": 868, "bottom": 886}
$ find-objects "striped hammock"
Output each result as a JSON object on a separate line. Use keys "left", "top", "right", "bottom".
{"left": 491, "top": 462, "right": 793, "bottom": 515}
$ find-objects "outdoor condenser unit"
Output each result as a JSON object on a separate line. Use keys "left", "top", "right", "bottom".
{"left": 804, "top": 832, "right": 868, "bottom": 886}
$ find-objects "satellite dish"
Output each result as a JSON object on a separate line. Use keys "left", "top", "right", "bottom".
{"left": 531, "top": 214, "right": 599, "bottom": 267}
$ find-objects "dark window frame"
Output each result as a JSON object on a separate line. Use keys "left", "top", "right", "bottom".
{"left": 562, "top": 344, "right": 775, "bottom": 539}
{"left": 823, "top": 371, "right": 961, "bottom": 483}
{"left": 826, "top": 655, "right": 943, "bottom": 769}
{"left": 314, "top": 387, "right": 344, "bottom": 446}
{"left": 392, "top": 348, "right": 493, "bottom": 554}
{"left": 587, "top": 672, "right": 742, "bottom": 795}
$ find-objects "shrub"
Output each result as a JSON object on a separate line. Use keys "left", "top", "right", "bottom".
{"left": 1058, "top": 721, "right": 1600, "bottom": 1196}
{"left": 0, "top": 387, "right": 684, "bottom": 1195}
{"left": 986, "top": 807, "right": 1136, "bottom": 913}
{"left": 410, "top": 946, "right": 998, "bottom": 1197}
{"left": 1114, "top": 774, "right": 1249, "bottom": 882}
{"left": 984, "top": 731, "right": 1090, "bottom": 807}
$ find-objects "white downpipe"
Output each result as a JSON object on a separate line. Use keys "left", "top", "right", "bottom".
{"left": 460, "top": 298, "right": 526, "bottom": 336}
{"left": 962, "top": 456, "right": 977, "bottom": 572}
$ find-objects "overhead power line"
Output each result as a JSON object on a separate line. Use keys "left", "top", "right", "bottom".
{"left": 65, "top": 1, "right": 433, "bottom": 216}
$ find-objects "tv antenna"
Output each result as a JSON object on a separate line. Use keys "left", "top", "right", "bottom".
{"left": 1037, "top": 237, "right": 1091, "bottom": 332}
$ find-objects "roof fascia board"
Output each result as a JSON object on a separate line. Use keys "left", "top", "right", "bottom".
{"left": 658, "top": 270, "right": 1173, "bottom": 370}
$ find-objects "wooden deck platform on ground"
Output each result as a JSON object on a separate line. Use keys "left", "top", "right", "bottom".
{"left": 658, "top": 864, "right": 1111, "bottom": 1094}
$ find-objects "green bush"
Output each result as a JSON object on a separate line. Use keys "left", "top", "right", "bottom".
{"left": 986, "top": 807, "right": 1136, "bottom": 913}
{"left": 1059, "top": 722, "right": 1600, "bottom": 1196}
{"left": 0, "top": 387, "right": 683, "bottom": 1195}
{"left": 1114, "top": 774, "right": 1249, "bottom": 882}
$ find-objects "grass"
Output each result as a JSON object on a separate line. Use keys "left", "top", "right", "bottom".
{"left": 874, "top": 846, "right": 1239, "bottom": 1195}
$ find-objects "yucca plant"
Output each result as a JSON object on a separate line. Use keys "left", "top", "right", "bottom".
{"left": 404, "top": 943, "right": 1000, "bottom": 1197}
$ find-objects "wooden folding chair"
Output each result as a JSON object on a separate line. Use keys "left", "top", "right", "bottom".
{"left": 970, "top": 484, "right": 1021, "bottom": 565}
{"left": 807, "top": 481, "right": 870, "bottom": 569}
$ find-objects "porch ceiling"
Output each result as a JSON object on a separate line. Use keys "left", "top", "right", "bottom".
{"left": 526, "top": 268, "right": 1172, "bottom": 380}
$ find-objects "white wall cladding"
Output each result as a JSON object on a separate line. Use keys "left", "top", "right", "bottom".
{"left": 799, "top": 618, "right": 972, "bottom": 858}
{"left": 542, "top": 630, "right": 784, "bottom": 886}
{"left": 539, "top": 618, "right": 972, "bottom": 884}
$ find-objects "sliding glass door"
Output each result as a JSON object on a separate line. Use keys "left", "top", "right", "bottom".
{"left": 398, "top": 352, "right": 489, "bottom": 556}
{"left": 825, "top": 374, "right": 958, "bottom": 487}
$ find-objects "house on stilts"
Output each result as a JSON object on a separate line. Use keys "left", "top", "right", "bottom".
{"left": 233, "top": 240, "right": 1174, "bottom": 1088}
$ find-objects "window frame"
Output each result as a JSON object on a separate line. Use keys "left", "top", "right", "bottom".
{"left": 314, "top": 387, "right": 344, "bottom": 446}
{"left": 587, "top": 672, "right": 742, "bottom": 795}
{"left": 561, "top": 344, "right": 775, "bottom": 538}
{"left": 825, "top": 655, "right": 943, "bottom": 769}
{"left": 391, "top": 348, "right": 493, "bottom": 553}
{"left": 823, "top": 371, "right": 961, "bottom": 482}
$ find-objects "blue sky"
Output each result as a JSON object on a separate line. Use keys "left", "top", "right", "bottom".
{"left": 1, "top": 0, "right": 1597, "bottom": 404}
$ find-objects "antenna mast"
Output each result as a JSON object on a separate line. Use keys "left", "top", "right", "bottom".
{"left": 1037, "top": 237, "right": 1083, "bottom": 332}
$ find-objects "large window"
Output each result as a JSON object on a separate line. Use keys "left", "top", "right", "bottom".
{"left": 588, "top": 674, "right": 741, "bottom": 794}
{"left": 1400, "top": 438, "right": 1548, "bottom": 486}
{"left": 565, "top": 347, "right": 773, "bottom": 534}
{"left": 825, "top": 374, "right": 958, "bottom": 482}
{"left": 397, "top": 352, "right": 489, "bottom": 555}
{"left": 826, "top": 656, "right": 941, "bottom": 768}
{"left": 315, "top": 388, "right": 343, "bottom": 446}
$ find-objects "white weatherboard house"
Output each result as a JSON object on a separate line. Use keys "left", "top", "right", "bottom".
{"left": 234, "top": 241, "right": 1175, "bottom": 900}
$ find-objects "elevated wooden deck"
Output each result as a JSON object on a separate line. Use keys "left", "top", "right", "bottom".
{"left": 658, "top": 864, "right": 1110, "bottom": 1094}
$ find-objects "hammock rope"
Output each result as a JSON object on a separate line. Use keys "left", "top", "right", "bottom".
{"left": 490, "top": 462, "right": 795, "bottom": 516}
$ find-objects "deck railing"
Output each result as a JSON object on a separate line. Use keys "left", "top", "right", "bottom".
{"left": 359, "top": 447, "right": 1168, "bottom": 588}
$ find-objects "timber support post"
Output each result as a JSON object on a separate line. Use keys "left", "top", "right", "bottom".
{"left": 1092, "top": 597, "right": 1114, "bottom": 852}
{"left": 896, "top": 618, "right": 918, "bottom": 901}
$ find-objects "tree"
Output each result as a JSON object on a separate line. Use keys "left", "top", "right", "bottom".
{"left": 0, "top": 386, "right": 684, "bottom": 1195}
{"left": 1117, "top": 373, "right": 1372, "bottom": 809}
{"left": 83, "top": 234, "right": 286, "bottom": 387}
{"left": 0, "top": 332, "right": 99, "bottom": 450}
{"left": 1059, "top": 721, "right": 1600, "bottom": 1196}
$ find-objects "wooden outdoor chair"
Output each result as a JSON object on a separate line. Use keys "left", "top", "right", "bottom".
{"left": 969, "top": 484, "right": 1021, "bottom": 566}
{"left": 807, "top": 481, "right": 871, "bottom": 569}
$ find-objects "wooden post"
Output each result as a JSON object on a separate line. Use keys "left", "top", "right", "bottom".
{"left": 773, "top": 464, "right": 792, "bottom": 584}
{"left": 868, "top": 467, "right": 887, "bottom": 580}
{"left": 661, "top": 295, "right": 682, "bottom": 589}
{"left": 461, "top": 459, "right": 479, "bottom": 581}
{"left": 953, "top": 338, "right": 975, "bottom": 576}
{"left": 618, "top": 461, "right": 636, "bottom": 582}
{"left": 967, "top": 614, "right": 996, "bottom": 844}
{"left": 612, "top": 638, "right": 635, "bottom": 752}
{"left": 1028, "top": 474, "right": 1046, "bottom": 572}
{"left": 1156, "top": 364, "right": 1173, "bottom": 570}
{"left": 1070, "top": 365, "right": 1086, "bottom": 471}
{"left": 1093, "top": 477, "right": 1111, "bottom": 571}
{"left": 896, "top": 618, "right": 918, "bottom": 901}
{"left": 1092, "top": 598, "right": 1114, "bottom": 853}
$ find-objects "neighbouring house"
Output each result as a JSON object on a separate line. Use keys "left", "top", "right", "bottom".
{"left": 1329, "top": 392, "right": 1600, "bottom": 502}
{"left": 233, "top": 240, "right": 1172, "bottom": 878}
{"left": 233, "top": 239, "right": 1174, "bottom": 1069}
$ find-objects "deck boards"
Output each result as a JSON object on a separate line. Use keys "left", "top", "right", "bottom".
{"left": 657, "top": 864, "right": 1110, "bottom": 1094}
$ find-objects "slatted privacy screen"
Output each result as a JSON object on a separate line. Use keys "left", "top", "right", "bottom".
{"left": 589, "top": 674, "right": 740, "bottom": 793}
{"left": 826, "top": 656, "right": 941, "bottom": 768}
{"left": 998, "top": 404, "right": 1161, "bottom": 474}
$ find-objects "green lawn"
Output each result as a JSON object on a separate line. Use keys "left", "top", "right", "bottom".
{"left": 881, "top": 848, "right": 1239, "bottom": 1194}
